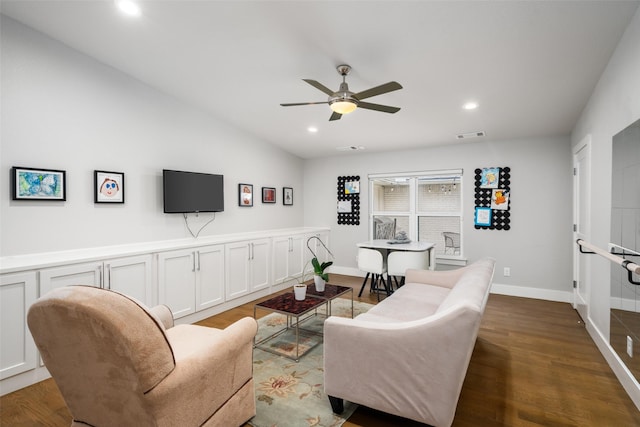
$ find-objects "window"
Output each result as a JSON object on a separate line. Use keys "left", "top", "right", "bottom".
{"left": 369, "top": 170, "right": 463, "bottom": 259}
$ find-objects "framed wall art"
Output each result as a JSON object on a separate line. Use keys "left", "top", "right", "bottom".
{"left": 345, "top": 180, "right": 360, "bottom": 194}
{"left": 262, "top": 187, "right": 276, "bottom": 203}
{"left": 11, "top": 166, "right": 66, "bottom": 201}
{"left": 95, "top": 170, "right": 124, "bottom": 203}
{"left": 337, "top": 175, "right": 360, "bottom": 225}
{"left": 474, "top": 207, "right": 492, "bottom": 226}
{"left": 283, "top": 187, "right": 293, "bottom": 206}
{"left": 239, "top": 183, "right": 253, "bottom": 207}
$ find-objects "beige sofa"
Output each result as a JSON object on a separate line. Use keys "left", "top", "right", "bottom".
{"left": 324, "top": 257, "right": 496, "bottom": 427}
{"left": 27, "top": 285, "right": 257, "bottom": 427}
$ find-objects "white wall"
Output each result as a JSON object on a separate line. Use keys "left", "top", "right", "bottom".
{"left": 303, "top": 136, "right": 574, "bottom": 297}
{"left": 0, "top": 16, "right": 305, "bottom": 256}
{"left": 571, "top": 6, "right": 640, "bottom": 405}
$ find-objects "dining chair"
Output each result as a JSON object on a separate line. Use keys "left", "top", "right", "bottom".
{"left": 442, "top": 231, "right": 461, "bottom": 255}
{"left": 387, "top": 250, "right": 430, "bottom": 289}
{"left": 357, "top": 247, "right": 389, "bottom": 300}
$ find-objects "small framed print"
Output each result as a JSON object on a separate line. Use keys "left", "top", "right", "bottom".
{"left": 337, "top": 200, "right": 352, "bottom": 213}
{"left": 95, "top": 170, "right": 124, "bottom": 203}
{"left": 262, "top": 187, "right": 276, "bottom": 203}
{"left": 345, "top": 180, "right": 360, "bottom": 194}
{"left": 239, "top": 183, "right": 253, "bottom": 207}
{"left": 474, "top": 207, "right": 492, "bottom": 226}
{"left": 11, "top": 166, "right": 66, "bottom": 201}
{"left": 480, "top": 167, "right": 500, "bottom": 189}
{"left": 283, "top": 187, "right": 293, "bottom": 206}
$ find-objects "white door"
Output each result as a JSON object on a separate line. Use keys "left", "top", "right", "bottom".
{"left": 573, "top": 136, "right": 591, "bottom": 321}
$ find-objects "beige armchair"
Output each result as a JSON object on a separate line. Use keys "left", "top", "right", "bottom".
{"left": 27, "top": 285, "right": 257, "bottom": 427}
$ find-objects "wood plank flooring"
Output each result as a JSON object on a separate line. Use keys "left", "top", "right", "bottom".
{"left": 2, "top": 274, "right": 639, "bottom": 426}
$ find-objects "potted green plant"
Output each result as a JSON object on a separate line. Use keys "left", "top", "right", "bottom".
{"left": 311, "top": 257, "right": 333, "bottom": 292}
{"left": 307, "top": 235, "right": 334, "bottom": 292}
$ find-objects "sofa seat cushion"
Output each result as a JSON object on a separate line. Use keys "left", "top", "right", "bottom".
{"left": 356, "top": 283, "right": 450, "bottom": 323}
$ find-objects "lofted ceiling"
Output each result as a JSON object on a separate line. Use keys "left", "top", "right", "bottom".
{"left": 1, "top": 0, "right": 638, "bottom": 159}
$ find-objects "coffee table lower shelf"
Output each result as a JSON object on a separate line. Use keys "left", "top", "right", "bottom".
{"left": 254, "top": 293, "right": 328, "bottom": 362}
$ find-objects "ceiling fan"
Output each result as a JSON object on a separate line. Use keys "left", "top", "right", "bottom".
{"left": 280, "top": 64, "right": 402, "bottom": 121}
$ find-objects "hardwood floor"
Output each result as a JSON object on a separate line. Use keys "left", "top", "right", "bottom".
{"left": 2, "top": 274, "right": 639, "bottom": 426}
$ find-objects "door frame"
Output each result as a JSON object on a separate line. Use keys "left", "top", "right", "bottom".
{"left": 573, "top": 135, "right": 592, "bottom": 321}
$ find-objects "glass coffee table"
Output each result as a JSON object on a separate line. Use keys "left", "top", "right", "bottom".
{"left": 253, "top": 284, "right": 353, "bottom": 361}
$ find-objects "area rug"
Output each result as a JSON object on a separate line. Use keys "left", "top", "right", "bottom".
{"left": 249, "top": 297, "right": 372, "bottom": 427}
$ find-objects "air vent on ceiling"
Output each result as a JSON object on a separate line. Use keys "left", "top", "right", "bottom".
{"left": 456, "top": 131, "right": 486, "bottom": 139}
{"left": 336, "top": 146, "right": 365, "bottom": 151}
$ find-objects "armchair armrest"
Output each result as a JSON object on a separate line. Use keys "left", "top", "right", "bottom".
{"left": 149, "top": 304, "right": 174, "bottom": 330}
{"left": 146, "top": 317, "right": 258, "bottom": 426}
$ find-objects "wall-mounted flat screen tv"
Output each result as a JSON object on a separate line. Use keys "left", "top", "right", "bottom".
{"left": 163, "top": 169, "right": 224, "bottom": 213}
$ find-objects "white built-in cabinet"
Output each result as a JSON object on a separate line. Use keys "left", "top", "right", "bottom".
{"left": 0, "top": 227, "right": 328, "bottom": 395}
{"left": 272, "top": 234, "right": 306, "bottom": 285}
{"left": 39, "top": 255, "right": 153, "bottom": 306}
{"left": 157, "top": 245, "right": 225, "bottom": 319}
{"left": 225, "top": 239, "right": 270, "bottom": 301}
{"left": 0, "top": 272, "right": 37, "bottom": 380}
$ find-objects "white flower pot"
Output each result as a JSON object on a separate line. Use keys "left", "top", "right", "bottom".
{"left": 294, "top": 284, "right": 307, "bottom": 301}
{"left": 314, "top": 275, "right": 326, "bottom": 292}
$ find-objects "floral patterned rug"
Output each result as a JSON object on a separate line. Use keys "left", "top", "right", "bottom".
{"left": 249, "top": 297, "right": 372, "bottom": 427}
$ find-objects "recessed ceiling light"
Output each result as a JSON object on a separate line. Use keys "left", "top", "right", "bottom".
{"left": 307, "top": 126, "right": 318, "bottom": 133}
{"left": 463, "top": 102, "right": 478, "bottom": 110}
{"left": 115, "top": 0, "right": 141, "bottom": 17}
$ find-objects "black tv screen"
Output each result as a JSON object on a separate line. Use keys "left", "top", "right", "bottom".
{"left": 163, "top": 169, "right": 224, "bottom": 213}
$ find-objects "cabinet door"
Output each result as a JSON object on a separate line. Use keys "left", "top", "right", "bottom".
{"left": 307, "top": 231, "right": 331, "bottom": 265}
{"left": 39, "top": 262, "right": 102, "bottom": 295}
{"left": 0, "top": 272, "right": 37, "bottom": 380}
{"left": 250, "top": 238, "right": 271, "bottom": 292}
{"left": 272, "top": 236, "right": 291, "bottom": 285}
{"left": 273, "top": 235, "right": 305, "bottom": 285}
{"left": 105, "top": 255, "right": 153, "bottom": 306}
{"left": 225, "top": 242, "right": 251, "bottom": 300}
{"left": 157, "top": 249, "right": 196, "bottom": 318}
{"left": 196, "top": 245, "right": 225, "bottom": 311}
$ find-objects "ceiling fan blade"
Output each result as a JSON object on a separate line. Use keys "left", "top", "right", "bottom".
{"left": 329, "top": 111, "right": 342, "bottom": 121}
{"left": 303, "top": 79, "right": 335, "bottom": 96}
{"left": 357, "top": 101, "right": 401, "bottom": 114}
{"left": 280, "top": 101, "right": 329, "bottom": 107}
{"left": 354, "top": 81, "right": 402, "bottom": 100}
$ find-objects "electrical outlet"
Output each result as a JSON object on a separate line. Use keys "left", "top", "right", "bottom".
{"left": 627, "top": 336, "right": 633, "bottom": 358}
{"left": 504, "top": 267, "right": 511, "bottom": 277}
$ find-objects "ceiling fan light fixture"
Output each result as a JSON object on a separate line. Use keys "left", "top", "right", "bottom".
{"left": 330, "top": 100, "right": 357, "bottom": 115}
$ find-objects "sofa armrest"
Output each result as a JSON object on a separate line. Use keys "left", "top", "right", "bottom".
{"left": 148, "top": 304, "right": 174, "bottom": 330}
{"left": 146, "top": 317, "right": 258, "bottom": 426}
{"left": 324, "top": 307, "right": 480, "bottom": 427}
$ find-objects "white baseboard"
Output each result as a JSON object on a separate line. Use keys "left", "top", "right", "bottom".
{"left": 490, "top": 282, "right": 572, "bottom": 303}
{"left": 611, "top": 297, "right": 640, "bottom": 313}
{"left": 332, "top": 266, "right": 574, "bottom": 304}
{"left": 585, "top": 315, "right": 640, "bottom": 410}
